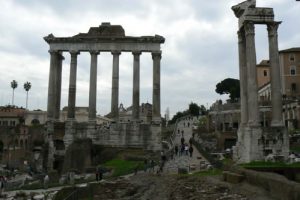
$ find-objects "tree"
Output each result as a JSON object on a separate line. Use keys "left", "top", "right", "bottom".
{"left": 215, "top": 78, "right": 240, "bottom": 101}
{"left": 199, "top": 105, "right": 208, "bottom": 115}
{"left": 24, "top": 81, "right": 32, "bottom": 109}
{"left": 170, "top": 110, "right": 189, "bottom": 124}
{"left": 10, "top": 80, "right": 18, "bottom": 105}
{"left": 189, "top": 102, "right": 200, "bottom": 116}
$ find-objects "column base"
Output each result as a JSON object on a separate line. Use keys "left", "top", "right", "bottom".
{"left": 271, "top": 120, "right": 284, "bottom": 127}
{"left": 247, "top": 120, "right": 261, "bottom": 128}
{"left": 152, "top": 117, "right": 161, "bottom": 125}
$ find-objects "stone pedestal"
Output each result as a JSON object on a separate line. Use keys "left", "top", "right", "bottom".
{"left": 87, "top": 120, "right": 97, "bottom": 140}
{"left": 46, "top": 121, "right": 55, "bottom": 171}
{"left": 64, "top": 120, "right": 77, "bottom": 148}
{"left": 234, "top": 126, "right": 289, "bottom": 163}
{"left": 234, "top": 126, "right": 263, "bottom": 163}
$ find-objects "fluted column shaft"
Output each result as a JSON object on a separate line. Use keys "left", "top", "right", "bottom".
{"left": 54, "top": 53, "right": 64, "bottom": 120}
{"left": 152, "top": 51, "right": 161, "bottom": 122}
{"left": 47, "top": 50, "right": 59, "bottom": 120}
{"left": 89, "top": 51, "right": 99, "bottom": 120}
{"left": 244, "top": 22, "right": 260, "bottom": 127}
{"left": 268, "top": 22, "right": 284, "bottom": 127}
{"left": 111, "top": 51, "right": 121, "bottom": 120}
{"left": 237, "top": 30, "right": 248, "bottom": 127}
{"left": 67, "top": 51, "right": 80, "bottom": 119}
{"left": 132, "top": 51, "right": 141, "bottom": 121}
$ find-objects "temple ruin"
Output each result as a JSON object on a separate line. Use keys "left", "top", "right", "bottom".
{"left": 232, "top": 0, "right": 289, "bottom": 163}
{"left": 44, "top": 23, "right": 165, "bottom": 170}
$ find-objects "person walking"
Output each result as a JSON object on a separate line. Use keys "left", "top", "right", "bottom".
{"left": 44, "top": 174, "right": 49, "bottom": 189}
{"left": 180, "top": 144, "right": 184, "bottom": 156}
{"left": 0, "top": 177, "right": 4, "bottom": 196}
{"left": 181, "top": 137, "right": 185, "bottom": 145}
{"left": 175, "top": 145, "right": 179, "bottom": 156}
{"left": 184, "top": 144, "right": 189, "bottom": 156}
{"left": 189, "top": 145, "right": 194, "bottom": 157}
{"left": 150, "top": 159, "right": 155, "bottom": 173}
{"left": 144, "top": 159, "right": 148, "bottom": 172}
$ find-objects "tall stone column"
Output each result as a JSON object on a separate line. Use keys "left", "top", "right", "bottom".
{"left": 47, "top": 50, "right": 59, "bottom": 120}
{"left": 111, "top": 51, "right": 121, "bottom": 120}
{"left": 132, "top": 51, "right": 141, "bottom": 121}
{"left": 152, "top": 51, "right": 162, "bottom": 122}
{"left": 237, "top": 30, "right": 248, "bottom": 127}
{"left": 67, "top": 51, "right": 80, "bottom": 119}
{"left": 54, "top": 53, "right": 64, "bottom": 120}
{"left": 89, "top": 51, "right": 99, "bottom": 120}
{"left": 268, "top": 22, "right": 284, "bottom": 127}
{"left": 244, "top": 22, "right": 260, "bottom": 127}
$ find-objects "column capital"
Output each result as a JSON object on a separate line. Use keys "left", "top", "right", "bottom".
{"left": 244, "top": 21, "right": 255, "bottom": 36}
{"left": 132, "top": 51, "right": 141, "bottom": 56}
{"left": 90, "top": 50, "right": 100, "bottom": 55}
{"left": 48, "top": 50, "right": 59, "bottom": 55}
{"left": 111, "top": 50, "right": 121, "bottom": 55}
{"left": 152, "top": 51, "right": 162, "bottom": 60}
{"left": 267, "top": 21, "right": 281, "bottom": 37}
{"left": 69, "top": 50, "right": 80, "bottom": 56}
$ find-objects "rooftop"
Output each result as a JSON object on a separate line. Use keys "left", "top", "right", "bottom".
{"left": 279, "top": 47, "right": 300, "bottom": 53}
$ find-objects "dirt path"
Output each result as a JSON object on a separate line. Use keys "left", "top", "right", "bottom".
{"left": 92, "top": 173, "right": 274, "bottom": 200}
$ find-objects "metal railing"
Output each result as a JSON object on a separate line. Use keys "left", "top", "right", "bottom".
{"left": 62, "top": 188, "right": 78, "bottom": 200}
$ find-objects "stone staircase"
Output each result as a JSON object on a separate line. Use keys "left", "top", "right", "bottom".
{"left": 163, "top": 155, "right": 197, "bottom": 174}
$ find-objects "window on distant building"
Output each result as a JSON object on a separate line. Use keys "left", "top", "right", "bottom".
{"left": 290, "top": 66, "right": 296, "bottom": 75}
{"left": 263, "top": 70, "right": 268, "bottom": 77}
{"left": 291, "top": 83, "right": 297, "bottom": 92}
{"left": 289, "top": 54, "right": 295, "bottom": 62}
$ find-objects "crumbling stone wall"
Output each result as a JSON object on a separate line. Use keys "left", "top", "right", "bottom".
{"left": 62, "top": 139, "right": 92, "bottom": 173}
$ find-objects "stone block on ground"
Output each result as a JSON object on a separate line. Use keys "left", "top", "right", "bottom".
{"left": 190, "top": 164, "right": 196, "bottom": 171}
{"left": 178, "top": 167, "right": 188, "bottom": 174}
{"left": 223, "top": 171, "right": 244, "bottom": 184}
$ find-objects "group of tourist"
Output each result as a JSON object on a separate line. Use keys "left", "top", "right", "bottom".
{"left": 174, "top": 137, "right": 194, "bottom": 158}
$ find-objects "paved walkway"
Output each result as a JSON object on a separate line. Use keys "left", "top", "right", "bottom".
{"left": 164, "top": 116, "right": 209, "bottom": 174}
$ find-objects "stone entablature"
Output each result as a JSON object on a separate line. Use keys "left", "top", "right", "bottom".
{"left": 44, "top": 23, "right": 164, "bottom": 52}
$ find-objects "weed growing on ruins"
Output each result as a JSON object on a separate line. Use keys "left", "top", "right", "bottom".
{"left": 104, "top": 159, "right": 144, "bottom": 177}
{"left": 240, "top": 161, "right": 300, "bottom": 168}
{"left": 191, "top": 169, "right": 222, "bottom": 177}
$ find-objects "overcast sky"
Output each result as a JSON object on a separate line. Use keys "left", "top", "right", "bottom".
{"left": 0, "top": 0, "right": 299, "bottom": 117}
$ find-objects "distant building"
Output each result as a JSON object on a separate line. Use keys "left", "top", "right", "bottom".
{"left": 24, "top": 107, "right": 111, "bottom": 126}
{"left": 256, "top": 60, "right": 271, "bottom": 89}
{"left": 0, "top": 106, "right": 25, "bottom": 127}
{"left": 280, "top": 47, "right": 300, "bottom": 98}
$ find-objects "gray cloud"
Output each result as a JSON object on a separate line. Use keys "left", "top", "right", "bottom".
{"left": 0, "top": 0, "right": 298, "bottom": 117}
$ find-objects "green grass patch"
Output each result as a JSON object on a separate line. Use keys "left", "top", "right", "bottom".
{"left": 290, "top": 146, "right": 300, "bottom": 153}
{"left": 240, "top": 161, "right": 300, "bottom": 169}
{"left": 190, "top": 169, "right": 222, "bottom": 176}
{"left": 103, "top": 159, "right": 144, "bottom": 177}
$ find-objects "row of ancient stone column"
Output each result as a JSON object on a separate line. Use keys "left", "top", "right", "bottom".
{"left": 47, "top": 50, "right": 162, "bottom": 123}
{"left": 238, "top": 21, "right": 283, "bottom": 128}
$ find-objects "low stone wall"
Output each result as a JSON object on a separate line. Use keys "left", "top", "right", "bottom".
{"left": 236, "top": 168, "right": 300, "bottom": 200}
